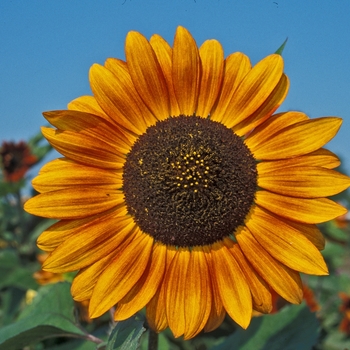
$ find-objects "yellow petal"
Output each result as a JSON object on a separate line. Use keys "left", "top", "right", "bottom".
{"left": 183, "top": 247, "right": 212, "bottom": 339}
{"left": 211, "top": 52, "right": 251, "bottom": 124}
{"left": 210, "top": 241, "right": 252, "bottom": 329}
{"left": 224, "top": 238, "right": 272, "bottom": 314}
{"left": 104, "top": 57, "right": 159, "bottom": 127}
{"left": 43, "top": 213, "right": 135, "bottom": 273}
{"left": 236, "top": 227, "right": 303, "bottom": 304}
{"left": 246, "top": 206, "right": 328, "bottom": 275}
{"left": 125, "top": 31, "right": 169, "bottom": 120}
{"left": 32, "top": 158, "right": 122, "bottom": 193}
{"left": 41, "top": 127, "right": 125, "bottom": 170}
{"left": 255, "top": 190, "right": 347, "bottom": 224}
{"left": 217, "top": 54, "right": 283, "bottom": 129}
{"left": 196, "top": 40, "right": 224, "bottom": 118}
{"left": 89, "top": 63, "right": 149, "bottom": 135}
{"left": 233, "top": 74, "right": 289, "bottom": 136}
{"left": 256, "top": 149, "right": 341, "bottom": 172}
{"left": 114, "top": 242, "right": 166, "bottom": 321}
{"left": 249, "top": 117, "right": 343, "bottom": 160}
{"left": 150, "top": 34, "right": 180, "bottom": 116}
{"left": 89, "top": 231, "right": 153, "bottom": 318}
{"left": 258, "top": 166, "right": 350, "bottom": 198}
{"left": 165, "top": 247, "right": 190, "bottom": 338}
{"left": 172, "top": 26, "right": 200, "bottom": 115}
{"left": 245, "top": 111, "right": 309, "bottom": 151}
{"left": 24, "top": 187, "right": 124, "bottom": 219}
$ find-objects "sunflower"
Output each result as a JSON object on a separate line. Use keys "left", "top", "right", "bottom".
{"left": 24, "top": 26, "right": 350, "bottom": 339}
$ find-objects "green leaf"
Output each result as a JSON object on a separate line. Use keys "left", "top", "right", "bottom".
{"left": 106, "top": 317, "right": 145, "bottom": 350}
{"left": 0, "top": 288, "right": 26, "bottom": 327}
{"left": 45, "top": 338, "right": 98, "bottom": 350}
{"left": 274, "top": 38, "right": 288, "bottom": 56}
{"left": 0, "top": 250, "right": 19, "bottom": 269}
{"left": 0, "top": 282, "right": 87, "bottom": 350}
{"left": 213, "top": 303, "right": 319, "bottom": 350}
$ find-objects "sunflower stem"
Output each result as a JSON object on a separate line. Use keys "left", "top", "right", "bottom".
{"left": 148, "top": 328, "right": 158, "bottom": 350}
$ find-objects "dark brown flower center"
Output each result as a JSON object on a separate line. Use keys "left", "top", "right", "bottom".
{"left": 123, "top": 115, "right": 257, "bottom": 247}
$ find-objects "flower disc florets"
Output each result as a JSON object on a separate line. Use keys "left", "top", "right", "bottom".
{"left": 123, "top": 115, "right": 257, "bottom": 246}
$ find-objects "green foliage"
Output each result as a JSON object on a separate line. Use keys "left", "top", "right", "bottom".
{"left": 0, "top": 283, "right": 86, "bottom": 350}
{"left": 106, "top": 317, "right": 145, "bottom": 350}
{"left": 213, "top": 303, "right": 319, "bottom": 350}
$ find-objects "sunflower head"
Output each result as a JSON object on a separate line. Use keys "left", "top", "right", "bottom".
{"left": 25, "top": 26, "right": 350, "bottom": 339}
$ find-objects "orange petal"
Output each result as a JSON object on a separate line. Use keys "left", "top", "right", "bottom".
{"left": 24, "top": 187, "right": 124, "bottom": 219}
{"left": 203, "top": 246, "right": 226, "bottom": 333}
{"left": 284, "top": 220, "right": 325, "bottom": 250}
{"left": 68, "top": 95, "right": 112, "bottom": 123}
{"left": 210, "top": 241, "right": 252, "bottom": 329}
{"left": 256, "top": 149, "right": 341, "bottom": 172}
{"left": 43, "top": 213, "right": 135, "bottom": 273}
{"left": 165, "top": 247, "right": 190, "bottom": 338}
{"left": 32, "top": 158, "right": 122, "bottom": 193}
{"left": 255, "top": 190, "right": 347, "bottom": 224}
{"left": 41, "top": 127, "right": 125, "bottom": 170}
{"left": 146, "top": 246, "right": 177, "bottom": 333}
{"left": 89, "top": 231, "right": 154, "bottom": 318}
{"left": 196, "top": 40, "right": 224, "bottom": 118}
{"left": 89, "top": 63, "right": 149, "bottom": 135}
{"left": 104, "top": 57, "right": 159, "bottom": 127}
{"left": 210, "top": 52, "right": 251, "bottom": 124}
{"left": 125, "top": 31, "right": 169, "bottom": 120}
{"left": 71, "top": 250, "right": 118, "bottom": 302}
{"left": 249, "top": 117, "right": 343, "bottom": 160}
{"left": 36, "top": 210, "right": 126, "bottom": 252}
{"left": 146, "top": 288, "right": 168, "bottom": 333}
{"left": 258, "top": 166, "right": 350, "bottom": 198}
{"left": 183, "top": 247, "right": 212, "bottom": 339}
{"left": 71, "top": 226, "right": 137, "bottom": 302}
{"left": 43, "top": 110, "right": 133, "bottom": 153}
{"left": 114, "top": 242, "right": 167, "bottom": 321}
{"left": 246, "top": 206, "right": 328, "bottom": 275}
{"left": 245, "top": 111, "right": 309, "bottom": 150}
{"left": 37, "top": 218, "right": 92, "bottom": 252}
{"left": 150, "top": 34, "right": 180, "bottom": 117}
{"left": 236, "top": 227, "right": 303, "bottom": 304}
{"left": 217, "top": 54, "right": 283, "bottom": 129}
{"left": 172, "top": 26, "right": 200, "bottom": 115}
{"left": 233, "top": 74, "right": 289, "bottom": 136}
{"left": 224, "top": 238, "right": 272, "bottom": 314}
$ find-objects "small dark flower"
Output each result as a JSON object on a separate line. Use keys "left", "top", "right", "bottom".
{"left": 0, "top": 141, "right": 37, "bottom": 182}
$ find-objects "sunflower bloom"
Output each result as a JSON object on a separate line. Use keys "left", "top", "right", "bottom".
{"left": 25, "top": 26, "right": 350, "bottom": 339}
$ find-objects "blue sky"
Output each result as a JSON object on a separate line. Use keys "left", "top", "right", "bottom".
{"left": 1, "top": 0, "right": 350, "bottom": 173}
